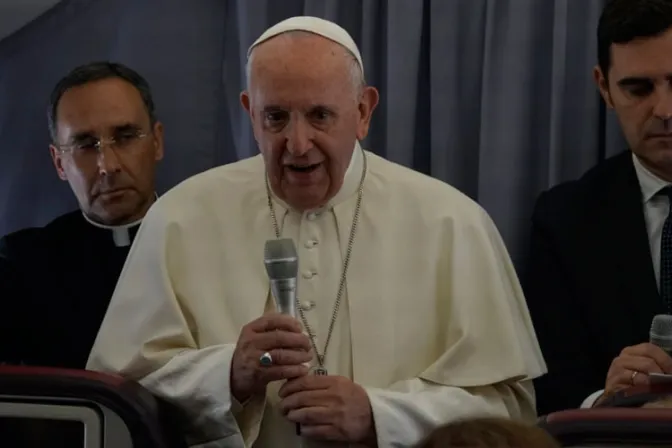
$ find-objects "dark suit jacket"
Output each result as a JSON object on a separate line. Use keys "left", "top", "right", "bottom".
{"left": 523, "top": 150, "right": 667, "bottom": 416}
{"left": 0, "top": 211, "right": 137, "bottom": 368}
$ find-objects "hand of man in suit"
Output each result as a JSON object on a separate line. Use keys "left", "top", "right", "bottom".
{"left": 599, "top": 343, "right": 672, "bottom": 403}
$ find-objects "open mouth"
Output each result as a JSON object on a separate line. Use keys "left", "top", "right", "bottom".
{"left": 287, "top": 163, "right": 321, "bottom": 173}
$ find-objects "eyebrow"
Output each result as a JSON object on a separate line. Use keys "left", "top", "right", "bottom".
{"left": 617, "top": 75, "right": 672, "bottom": 88}
{"left": 69, "top": 122, "right": 141, "bottom": 141}
{"left": 262, "top": 105, "right": 286, "bottom": 112}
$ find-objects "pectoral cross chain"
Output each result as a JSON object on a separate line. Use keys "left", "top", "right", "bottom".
{"left": 267, "top": 151, "right": 368, "bottom": 382}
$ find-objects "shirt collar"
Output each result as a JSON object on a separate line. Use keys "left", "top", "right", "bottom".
{"left": 268, "top": 141, "right": 364, "bottom": 213}
{"left": 81, "top": 211, "right": 145, "bottom": 231}
{"left": 632, "top": 153, "right": 670, "bottom": 203}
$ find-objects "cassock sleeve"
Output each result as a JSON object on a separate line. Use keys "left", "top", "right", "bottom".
{"left": 0, "top": 236, "right": 36, "bottom": 366}
{"left": 366, "top": 381, "right": 536, "bottom": 447}
{"left": 364, "top": 206, "right": 547, "bottom": 447}
{"left": 0, "top": 241, "right": 18, "bottom": 363}
{"left": 86, "top": 205, "right": 254, "bottom": 447}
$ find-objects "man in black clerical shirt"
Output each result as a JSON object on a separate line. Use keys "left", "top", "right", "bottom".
{"left": 0, "top": 62, "right": 164, "bottom": 368}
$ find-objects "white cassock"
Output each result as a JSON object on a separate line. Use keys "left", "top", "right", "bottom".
{"left": 87, "top": 143, "right": 547, "bottom": 448}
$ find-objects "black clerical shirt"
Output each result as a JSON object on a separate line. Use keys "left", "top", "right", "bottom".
{"left": 0, "top": 211, "right": 140, "bottom": 368}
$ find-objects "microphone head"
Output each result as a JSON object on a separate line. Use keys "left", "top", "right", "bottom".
{"left": 264, "top": 238, "right": 299, "bottom": 280}
{"left": 650, "top": 314, "right": 672, "bottom": 352}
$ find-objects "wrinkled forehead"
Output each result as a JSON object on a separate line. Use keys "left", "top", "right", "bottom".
{"left": 249, "top": 36, "right": 356, "bottom": 107}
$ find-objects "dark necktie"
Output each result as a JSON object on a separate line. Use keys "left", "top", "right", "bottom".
{"left": 660, "top": 186, "right": 672, "bottom": 312}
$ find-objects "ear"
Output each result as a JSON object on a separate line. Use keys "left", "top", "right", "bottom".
{"left": 49, "top": 145, "right": 68, "bottom": 180}
{"left": 355, "top": 86, "right": 380, "bottom": 141}
{"left": 151, "top": 121, "right": 165, "bottom": 162}
{"left": 593, "top": 65, "right": 614, "bottom": 109}
{"left": 240, "top": 90, "right": 254, "bottom": 119}
{"left": 241, "top": 90, "right": 263, "bottom": 151}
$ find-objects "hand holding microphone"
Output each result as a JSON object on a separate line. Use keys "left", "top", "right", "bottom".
{"left": 229, "top": 239, "right": 312, "bottom": 404}
{"left": 253, "top": 240, "right": 375, "bottom": 443}
{"left": 602, "top": 315, "right": 672, "bottom": 400}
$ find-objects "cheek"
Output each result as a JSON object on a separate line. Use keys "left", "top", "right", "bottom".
{"left": 322, "top": 152, "right": 349, "bottom": 186}
{"left": 260, "top": 140, "right": 284, "bottom": 167}
{"left": 324, "top": 143, "right": 350, "bottom": 166}
{"left": 616, "top": 105, "right": 648, "bottom": 137}
{"left": 65, "top": 163, "right": 96, "bottom": 194}
{"left": 120, "top": 151, "right": 155, "bottom": 180}
{"left": 66, "top": 160, "right": 91, "bottom": 182}
{"left": 133, "top": 152, "right": 156, "bottom": 172}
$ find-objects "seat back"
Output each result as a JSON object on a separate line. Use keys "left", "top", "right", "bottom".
{"left": 0, "top": 365, "right": 187, "bottom": 448}
{"left": 539, "top": 383, "right": 672, "bottom": 447}
{"left": 539, "top": 407, "right": 672, "bottom": 446}
{"left": 597, "top": 382, "right": 672, "bottom": 408}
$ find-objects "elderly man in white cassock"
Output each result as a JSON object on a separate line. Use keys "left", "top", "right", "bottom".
{"left": 87, "top": 16, "right": 546, "bottom": 448}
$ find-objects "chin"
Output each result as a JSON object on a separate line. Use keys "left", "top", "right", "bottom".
{"left": 96, "top": 203, "right": 140, "bottom": 224}
{"left": 643, "top": 143, "right": 672, "bottom": 161}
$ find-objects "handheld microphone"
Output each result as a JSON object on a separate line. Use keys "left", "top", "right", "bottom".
{"left": 264, "top": 238, "right": 299, "bottom": 317}
{"left": 264, "top": 238, "right": 301, "bottom": 436}
{"left": 650, "top": 314, "right": 672, "bottom": 355}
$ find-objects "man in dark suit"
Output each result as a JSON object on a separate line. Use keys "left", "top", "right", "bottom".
{"left": 525, "top": 0, "right": 672, "bottom": 416}
{"left": 0, "top": 61, "right": 164, "bottom": 369}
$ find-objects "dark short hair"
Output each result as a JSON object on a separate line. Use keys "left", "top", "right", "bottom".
{"left": 597, "top": 0, "right": 672, "bottom": 80}
{"left": 48, "top": 61, "right": 156, "bottom": 140}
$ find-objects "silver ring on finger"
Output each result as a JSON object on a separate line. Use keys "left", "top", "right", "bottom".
{"left": 259, "top": 351, "right": 273, "bottom": 367}
{"left": 631, "top": 370, "right": 639, "bottom": 384}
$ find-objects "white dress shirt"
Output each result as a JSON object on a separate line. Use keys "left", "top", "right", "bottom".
{"left": 581, "top": 153, "right": 671, "bottom": 409}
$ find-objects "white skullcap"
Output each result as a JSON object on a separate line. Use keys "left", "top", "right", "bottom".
{"left": 247, "top": 16, "right": 364, "bottom": 77}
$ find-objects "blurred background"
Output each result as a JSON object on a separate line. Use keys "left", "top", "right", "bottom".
{"left": 0, "top": 0, "right": 626, "bottom": 266}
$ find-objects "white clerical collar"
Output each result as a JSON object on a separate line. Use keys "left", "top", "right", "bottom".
{"left": 268, "top": 141, "right": 364, "bottom": 213}
{"left": 81, "top": 192, "right": 157, "bottom": 247}
{"left": 632, "top": 152, "right": 670, "bottom": 204}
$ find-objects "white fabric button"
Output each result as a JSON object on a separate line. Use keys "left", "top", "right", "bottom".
{"left": 301, "top": 300, "right": 316, "bottom": 311}
{"left": 302, "top": 270, "right": 316, "bottom": 279}
{"left": 307, "top": 212, "right": 320, "bottom": 221}
{"left": 304, "top": 239, "right": 318, "bottom": 248}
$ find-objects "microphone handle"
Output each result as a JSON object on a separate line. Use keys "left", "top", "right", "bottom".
{"left": 650, "top": 337, "right": 672, "bottom": 356}
{"left": 269, "top": 279, "right": 302, "bottom": 435}
{"left": 270, "top": 278, "right": 297, "bottom": 317}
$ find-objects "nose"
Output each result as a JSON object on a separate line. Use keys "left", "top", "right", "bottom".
{"left": 653, "top": 86, "right": 672, "bottom": 121}
{"left": 285, "top": 116, "right": 313, "bottom": 156}
{"left": 97, "top": 144, "right": 122, "bottom": 175}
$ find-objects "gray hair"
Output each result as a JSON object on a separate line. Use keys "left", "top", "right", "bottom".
{"left": 245, "top": 31, "right": 365, "bottom": 98}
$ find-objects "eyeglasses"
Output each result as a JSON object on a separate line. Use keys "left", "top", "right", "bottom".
{"left": 57, "top": 130, "right": 149, "bottom": 158}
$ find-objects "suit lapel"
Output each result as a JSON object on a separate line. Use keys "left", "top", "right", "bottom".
{"left": 599, "top": 152, "right": 664, "bottom": 338}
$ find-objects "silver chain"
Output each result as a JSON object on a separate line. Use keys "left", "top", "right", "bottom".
{"left": 265, "top": 150, "right": 367, "bottom": 374}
